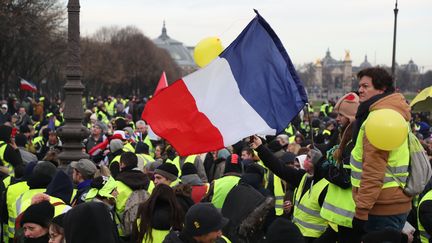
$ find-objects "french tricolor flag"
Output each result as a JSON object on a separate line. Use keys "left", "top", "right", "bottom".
{"left": 20, "top": 78, "right": 38, "bottom": 92}
{"left": 143, "top": 10, "right": 308, "bottom": 156}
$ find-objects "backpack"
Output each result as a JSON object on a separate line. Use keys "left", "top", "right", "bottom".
{"left": 120, "top": 189, "right": 149, "bottom": 236}
{"left": 387, "top": 131, "right": 432, "bottom": 196}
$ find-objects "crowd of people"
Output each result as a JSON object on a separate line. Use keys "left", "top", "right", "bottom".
{"left": 0, "top": 66, "right": 432, "bottom": 243}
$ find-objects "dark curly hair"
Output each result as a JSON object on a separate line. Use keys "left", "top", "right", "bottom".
{"left": 357, "top": 67, "right": 395, "bottom": 92}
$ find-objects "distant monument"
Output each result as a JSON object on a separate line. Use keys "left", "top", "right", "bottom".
{"left": 153, "top": 21, "right": 197, "bottom": 75}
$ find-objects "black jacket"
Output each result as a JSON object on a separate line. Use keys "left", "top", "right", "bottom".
{"left": 419, "top": 200, "right": 432, "bottom": 238}
{"left": 255, "top": 144, "right": 328, "bottom": 207}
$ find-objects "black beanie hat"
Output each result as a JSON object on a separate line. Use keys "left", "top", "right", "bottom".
{"left": 27, "top": 161, "right": 57, "bottom": 189}
{"left": 135, "top": 141, "right": 149, "bottom": 154}
{"left": 266, "top": 217, "right": 304, "bottom": 243}
{"left": 182, "top": 163, "right": 198, "bottom": 176}
{"left": 19, "top": 125, "right": 31, "bottom": 134}
{"left": 0, "top": 125, "right": 12, "bottom": 143}
{"left": 21, "top": 200, "right": 54, "bottom": 228}
{"left": 154, "top": 163, "right": 178, "bottom": 181}
{"left": 224, "top": 154, "right": 242, "bottom": 174}
{"left": 51, "top": 213, "right": 65, "bottom": 228}
{"left": 15, "top": 134, "right": 28, "bottom": 147}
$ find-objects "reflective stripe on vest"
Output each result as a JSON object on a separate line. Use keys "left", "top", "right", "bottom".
{"left": 221, "top": 235, "right": 232, "bottom": 243}
{"left": 292, "top": 174, "right": 329, "bottom": 238}
{"left": 320, "top": 183, "right": 355, "bottom": 228}
{"left": 273, "top": 175, "right": 285, "bottom": 216}
{"left": 6, "top": 181, "right": 29, "bottom": 238}
{"left": 212, "top": 176, "right": 240, "bottom": 209}
{"left": 418, "top": 190, "right": 432, "bottom": 243}
{"left": 350, "top": 115, "right": 409, "bottom": 189}
{"left": 170, "top": 155, "right": 197, "bottom": 173}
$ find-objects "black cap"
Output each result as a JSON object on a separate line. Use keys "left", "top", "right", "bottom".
{"left": 266, "top": 217, "right": 304, "bottom": 243}
{"left": 184, "top": 203, "right": 229, "bottom": 236}
{"left": 154, "top": 163, "right": 178, "bottom": 181}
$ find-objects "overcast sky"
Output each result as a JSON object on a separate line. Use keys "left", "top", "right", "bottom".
{"left": 74, "top": 0, "right": 431, "bottom": 71}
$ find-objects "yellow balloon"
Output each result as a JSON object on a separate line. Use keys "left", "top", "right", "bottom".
{"left": 193, "top": 37, "right": 224, "bottom": 68}
{"left": 365, "top": 109, "right": 408, "bottom": 151}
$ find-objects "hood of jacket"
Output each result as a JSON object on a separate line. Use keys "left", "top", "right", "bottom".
{"left": 116, "top": 169, "right": 149, "bottom": 190}
{"left": 46, "top": 170, "right": 74, "bottom": 204}
{"left": 370, "top": 93, "right": 411, "bottom": 121}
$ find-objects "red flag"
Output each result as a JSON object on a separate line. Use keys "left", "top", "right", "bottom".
{"left": 154, "top": 71, "right": 168, "bottom": 96}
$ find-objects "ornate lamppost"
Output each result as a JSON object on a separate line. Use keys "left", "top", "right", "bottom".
{"left": 58, "top": 0, "right": 89, "bottom": 163}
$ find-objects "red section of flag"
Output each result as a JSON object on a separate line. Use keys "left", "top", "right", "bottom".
{"left": 154, "top": 71, "right": 168, "bottom": 96}
{"left": 142, "top": 79, "right": 224, "bottom": 156}
{"left": 20, "top": 79, "right": 37, "bottom": 92}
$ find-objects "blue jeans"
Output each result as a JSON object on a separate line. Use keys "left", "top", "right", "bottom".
{"left": 365, "top": 213, "right": 408, "bottom": 232}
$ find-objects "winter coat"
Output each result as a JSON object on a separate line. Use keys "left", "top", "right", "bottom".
{"left": 353, "top": 93, "right": 412, "bottom": 220}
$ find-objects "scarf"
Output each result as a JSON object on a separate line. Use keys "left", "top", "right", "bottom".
{"left": 352, "top": 91, "right": 394, "bottom": 145}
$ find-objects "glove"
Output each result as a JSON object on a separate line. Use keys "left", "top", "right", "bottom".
{"left": 352, "top": 216, "right": 367, "bottom": 234}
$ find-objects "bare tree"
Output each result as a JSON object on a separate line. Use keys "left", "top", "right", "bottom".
{"left": 0, "top": 0, "right": 66, "bottom": 98}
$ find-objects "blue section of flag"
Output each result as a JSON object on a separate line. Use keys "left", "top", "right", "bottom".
{"left": 220, "top": 10, "right": 308, "bottom": 133}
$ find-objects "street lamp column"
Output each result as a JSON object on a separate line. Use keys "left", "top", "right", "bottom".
{"left": 391, "top": 0, "right": 399, "bottom": 86}
{"left": 58, "top": 0, "right": 89, "bottom": 164}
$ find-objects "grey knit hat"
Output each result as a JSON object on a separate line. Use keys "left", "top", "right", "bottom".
{"left": 109, "top": 139, "right": 124, "bottom": 153}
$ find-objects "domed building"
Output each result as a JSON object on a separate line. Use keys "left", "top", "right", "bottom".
{"left": 359, "top": 55, "right": 372, "bottom": 70}
{"left": 313, "top": 49, "right": 352, "bottom": 95}
{"left": 153, "top": 22, "right": 197, "bottom": 75}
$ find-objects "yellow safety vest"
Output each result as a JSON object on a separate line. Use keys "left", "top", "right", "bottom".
{"left": 169, "top": 155, "right": 197, "bottom": 174}
{"left": 50, "top": 196, "right": 72, "bottom": 216}
{"left": 16, "top": 188, "right": 46, "bottom": 216}
{"left": 211, "top": 176, "right": 240, "bottom": 209}
{"left": 273, "top": 175, "right": 285, "bottom": 216}
{"left": 284, "top": 124, "right": 296, "bottom": 143}
{"left": 136, "top": 218, "right": 170, "bottom": 243}
{"left": 106, "top": 101, "right": 116, "bottom": 117}
{"left": 109, "top": 155, "right": 122, "bottom": 167}
{"left": 97, "top": 110, "right": 109, "bottom": 124}
{"left": 320, "top": 104, "right": 329, "bottom": 116}
{"left": 6, "top": 181, "right": 29, "bottom": 239}
{"left": 418, "top": 190, "right": 432, "bottom": 243}
{"left": 2, "top": 175, "right": 11, "bottom": 188}
{"left": 115, "top": 180, "right": 132, "bottom": 216}
{"left": 143, "top": 135, "right": 154, "bottom": 157}
{"left": 136, "top": 153, "right": 155, "bottom": 168}
{"left": 320, "top": 177, "right": 355, "bottom": 228}
{"left": 0, "top": 142, "right": 14, "bottom": 176}
{"left": 123, "top": 142, "right": 135, "bottom": 153}
{"left": 147, "top": 180, "right": 155, "bottom": 194}
{"left": 292, "top": 174, "right": 329, "bottom": 238}
{"left": 350, "top": 113, "right": 409, "bottom": 189}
